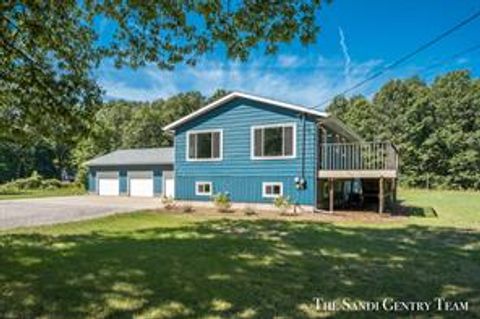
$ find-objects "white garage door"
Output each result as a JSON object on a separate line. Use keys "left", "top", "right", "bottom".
{"left": 164, "top": 171, "right": 175, "bottom": 198}
{"left": 98, "top": 172, "right": 119, "bottom": 196}
{"left": 129, "top": 171, "right": 154, "bottom": 197}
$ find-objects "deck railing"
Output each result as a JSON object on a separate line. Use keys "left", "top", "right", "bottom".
{"left": 320, "top": 142, "right": 398, "bottom": 171}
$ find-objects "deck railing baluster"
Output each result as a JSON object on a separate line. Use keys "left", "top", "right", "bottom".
{"left": 319, "top": 141, "right": 398, "bottom": 171}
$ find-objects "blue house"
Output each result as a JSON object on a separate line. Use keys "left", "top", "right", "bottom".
{"left": 87, "top": 92, "right": 398, "bottom": 212}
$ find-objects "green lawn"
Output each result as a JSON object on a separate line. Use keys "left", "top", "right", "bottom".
{"left": 0, "top": 186, "right": 85, "bottom": 200}
{"left": 0, "top": 190, "right": 479, "bottom": 318}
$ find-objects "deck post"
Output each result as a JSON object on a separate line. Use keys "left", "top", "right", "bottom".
{"left": 379, "top": 177, "right": 384, "bottom": 213}
{"left": 329, "top": 178, "right": 334, "bottom": 213}
{"left": 393, "top": 178, "right": 397, "bottom": 203}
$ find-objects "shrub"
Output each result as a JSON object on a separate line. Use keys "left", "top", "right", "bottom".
{"left": 11, "top": 171, "right": 43, "bottom": 190}
{"left": 74, "top": 164, "right": 89, "bottom": 189}
{"left": 243, "top": 206, "right": 257, "bottom": 216}
{"left": 42, "top": 179, "right": 63, "bottom": 189}
{"left": 0, "top": 183, "right": 20, "bottom": 195}
{"left": 213, "top": 192, "right": 232, "bottom": 212}
{"left": 181, "top": 205, "right": 195, "bottom": 213}
{"left": 161, "top": 195, "right": 176, "bottom": 210}
{"left": 273, "top": 195, "right": 292, "bottom": 214}
{"left": 0, "top": 173, "right": 69, "bottom": 194}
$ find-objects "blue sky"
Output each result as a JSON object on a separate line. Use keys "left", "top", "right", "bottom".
{"left": 95, "top": 1, "right": 480, "bottom": 109}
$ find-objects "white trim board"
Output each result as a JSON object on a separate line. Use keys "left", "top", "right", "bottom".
{"left": 186, "top": 129, "right": 223, "bottom": 162}
{"left": 163, "top": 91, "right": 328, "bottom": 131}
{"left": 195, "top": 181, "right": 213, "bottom": 196}
{"left": 262, "top": 182, "right": 283, "bottom": 198}
{"left": 250, "top": 122, "right": 297, "bottom": 160}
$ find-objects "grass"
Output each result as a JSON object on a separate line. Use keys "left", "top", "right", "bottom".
{"left": 0, "top": 190, "right": 479, "bottom": 318}
{"left": 399, "top": 188, "right": 480, "bottom": 229}
{"left": 0, "top": 186, "right": 85, "bottom": 200}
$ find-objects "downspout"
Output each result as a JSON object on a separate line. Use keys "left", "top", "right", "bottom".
{"left": 318, "top": 121, "right": 328, "bottom": 169}
{"left": 293, "top": 113, "right": 307, "bottom": 214}
{"left": 301, "top": 113, "right": 306, "bottom": 180}
{"left": 316, "top": 121, "right": 328, "bottom": 211}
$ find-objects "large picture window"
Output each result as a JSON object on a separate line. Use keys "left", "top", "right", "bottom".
{"left": 252, "top": 123, "right": 295, "bottom": 159}
{"left": 187, "top": 130, "right": 222, "bottom": 161}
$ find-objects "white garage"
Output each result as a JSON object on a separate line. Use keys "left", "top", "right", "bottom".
{"left": 164, "top": 171, "right": 175, "bottom": 198}
{"left": 128, "top": 171, "right": 154, "bottom": 197}
{"left": 97, "top": 172, "right": 119, "bottom": 196}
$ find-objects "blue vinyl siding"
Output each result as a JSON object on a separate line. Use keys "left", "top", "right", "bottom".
{"left": 119, "top": 169, "right": 128, "bottom": 195}
{"left": 174, "top": 97, "right": 318, "bottom": 206}
{"left": 88, "top": 171, "right": 96, "bottom": 193}
{"left": 153, "top": 169, "right": 163, "bottom": 195}
{"left": 177, "top": 176, "right": 313, "bottom": 204}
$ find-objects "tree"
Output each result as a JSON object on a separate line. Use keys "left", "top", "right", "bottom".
{"left": 1, "top": 1, "right": 326, "bottom": 115}
{"left": 428, "top": 70, "right": 480, "bottom": 188}
{"left": 1, "top": 1, "right": 327, "bottom": 181}
{"left": 326, "top": 70, "right": 480, "bottom": 190}
{"left": 327, "top": 95, "right": 377, "bottom": 140}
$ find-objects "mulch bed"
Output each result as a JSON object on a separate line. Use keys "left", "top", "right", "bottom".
{"left": 152, "top": 205, "right": 407, "bottom": 224}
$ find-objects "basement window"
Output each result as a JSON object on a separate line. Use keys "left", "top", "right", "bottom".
{"left": 195, "top": 181, "right": 212, "bottom": 196}
{"left": 262, "top": 182, "right": 283, "bottom": 198}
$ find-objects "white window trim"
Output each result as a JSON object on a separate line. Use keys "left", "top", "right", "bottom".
{"left": 195, "top": 181, "right": 213, "bottom": 196}
{"left": 251, "top": 123, "right": 296, "bottom": 160}
{"left": 186, "top": 128, "right": 223, "bottom": 162}
{"left": 262, "top": 182, "right": 283, "bottom": 198}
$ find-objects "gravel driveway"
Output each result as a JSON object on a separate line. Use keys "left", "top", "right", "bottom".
{"left": 0, "top": 196, "right": 163, "bottom": 230}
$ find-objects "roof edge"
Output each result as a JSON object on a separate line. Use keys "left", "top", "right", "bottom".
{"left": 163, "top": 91, "right": 328, "bottom": 131}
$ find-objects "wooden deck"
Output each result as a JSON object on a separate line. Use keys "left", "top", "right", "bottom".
{"left": 318, "top": 169, "right": 397, "bottom": 178}
{"left": 319, "top": 142, "right": 398, "bottom": 175}
{"left": 318, "top": 142, "right": 399, "bottom": 213}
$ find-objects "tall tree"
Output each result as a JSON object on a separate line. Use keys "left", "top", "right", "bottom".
{"left": 1, "top": 0, "right": 327, "bottom": 117}
{"left": 327, "top": 70, "right": 480, "bottom": 190}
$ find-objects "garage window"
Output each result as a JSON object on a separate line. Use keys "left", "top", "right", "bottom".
{"left": 195, "top": 181, "right": 212, "bottom": 196}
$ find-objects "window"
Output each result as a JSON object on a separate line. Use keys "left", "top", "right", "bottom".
{"left": 187, "top": 130, "right": 222, "bottom": 161}
{"left": 262, "top": 182, "right": 283, "bottom": 198}
{"left": 252, "top": 123, "right": 295, "bottom": 159}
{"left": 195, "top": 181, "right": 212, "bottom": 196}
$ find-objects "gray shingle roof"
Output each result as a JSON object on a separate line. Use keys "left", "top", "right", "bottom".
{"left": 86, "top": 147, "right": 174, "bottom": 166}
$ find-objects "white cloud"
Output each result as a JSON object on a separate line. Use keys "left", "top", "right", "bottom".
{"left": 338, "top": 27, "right": 352, "bottom": 85}
{"left": 96, "top": 55, "right": 383, "bottom": 109}
{"left": 277, "top": 54, "right": 301, "bottom": 68}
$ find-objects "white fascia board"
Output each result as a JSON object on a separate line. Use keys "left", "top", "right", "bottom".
{"left": 163, "top": 91, "right": 328, "bottom": 131}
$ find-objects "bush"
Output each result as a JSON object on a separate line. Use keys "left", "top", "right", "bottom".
{"left": 10, "top": 171, "right": 43, "bottom": 190}
{"left": 0, "top": 183, "right": 20, "bottom": 195}
{"left": 213, "top": 192, "right": 232, "bottom": 212}
{"left": 1, "top": 172, "right": 66, "bottom": 191}
{"left": 243, "top": 206, "right": 257, "bottom": 216}
{"left": 181, "top": 205, "right": 195, "bottom": 213}
{"left": 74, "top": 164, "right": 89, "bottom": 189}
{"left": 273, "top": 196, "right": 292, "bottom": 214}
{"left": 42, "top": 179, "right": 63, "bottom": 189}
{"left": 161, "top": 195, "right": 176, "bottom": 210}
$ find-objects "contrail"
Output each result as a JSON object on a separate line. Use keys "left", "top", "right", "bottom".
{"left": 338, "top": 27, "right": 351, "bottom": 84}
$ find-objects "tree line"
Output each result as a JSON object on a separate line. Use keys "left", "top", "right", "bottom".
{"left": 1, "top": 1, "right": 323, "bottom": 184}
{"left": 1, "top": 70, "right": 479, "bottom": 190}
{"left": 327, "top": 70, "right": 480, "bottom": 190}
{"left": 0, "top": 90, "right": 228, "bottom": 184}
